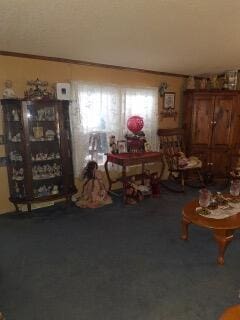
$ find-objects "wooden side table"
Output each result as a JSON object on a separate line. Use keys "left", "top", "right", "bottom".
{"left": 104, "top": 152, "right": 164, "bottom": 202}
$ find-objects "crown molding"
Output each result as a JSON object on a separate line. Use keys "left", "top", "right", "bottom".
{"left": 0, "top": 51, "right": 189, "bottom": 78}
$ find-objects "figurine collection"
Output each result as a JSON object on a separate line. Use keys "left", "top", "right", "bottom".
{"left": 31, "top": 152, "right": 60, "bottom": 161}
{"left": 30, "top": 106, "right": 55, "bottom": 121}
{"left": 12, "top": 168, "right": 24, "bottom": 181}
{"left": 9, "top": 151, "right": 23, "bottom": 162}
{"left": 33, "top": 184, "right": 60, "bottom": 198}
{"left": 32, "top": 163, "right": 61, "bottom": 180}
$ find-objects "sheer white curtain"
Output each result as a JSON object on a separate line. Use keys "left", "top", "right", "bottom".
{"left": 121, "top": 87, "right": 158, "bottom": 151}
{"left": 70, "top": 82, "right": 158, "bottom": 177}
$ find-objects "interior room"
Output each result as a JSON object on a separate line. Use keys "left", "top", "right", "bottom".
{"left": 0, "top": 1, "right": 240, "bottom": 319}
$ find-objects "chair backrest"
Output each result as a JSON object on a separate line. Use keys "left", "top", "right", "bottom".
{"left": 157, "top": 128, "right": 186, "bottom": 171}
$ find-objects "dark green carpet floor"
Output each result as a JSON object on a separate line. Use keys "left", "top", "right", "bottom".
{"left": 0, "top": 188, "right": 240, "bottom": 320}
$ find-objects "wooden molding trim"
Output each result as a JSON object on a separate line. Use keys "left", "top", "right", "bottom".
{"left": 0, "top": 50, "right": 189, "bottom": 78}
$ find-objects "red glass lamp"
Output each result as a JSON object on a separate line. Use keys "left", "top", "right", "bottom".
{"left": 127, "top": 116, "right": 144, "bottom": 134}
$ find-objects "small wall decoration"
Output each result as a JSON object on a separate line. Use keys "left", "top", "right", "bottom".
{"left": 159, "top": 82, "right": 168, "bottom": 96}
{"left": 117, "top": 140, "right": 127, "bottom": 153}
{"left": 161, "top": 92, "right": 177, "bottom": 120}
{"left": 56, "top": 83, "right": 71, "bottom": 100}
{"left": 0, "top": 134, "right": 5, "bottom": 145}
{"left": 164, "top": 92, "right": 175, "bottom": 109}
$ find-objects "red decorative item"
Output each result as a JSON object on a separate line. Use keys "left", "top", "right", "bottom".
{"left": 127, "top": 116, "right": 144, "bottom": 134}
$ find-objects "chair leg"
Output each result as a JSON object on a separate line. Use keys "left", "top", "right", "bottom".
{"left": 197, "top": 169, "right": 205, "bottom": 187}
{"left": 181, "top": 171, "right": 185, "bottom": 192}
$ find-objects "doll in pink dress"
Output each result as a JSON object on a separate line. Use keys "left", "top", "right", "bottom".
{"left": 76, "top": 161, "right": 112, "bottom": 208}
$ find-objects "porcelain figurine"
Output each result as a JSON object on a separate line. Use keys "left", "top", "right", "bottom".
{"left": 199, "top": 78, "right": 207, "bottom": 89}
{"left": 3, "top": 80, "right": 16, "bottom": 98}
{"left": 186, "top": 76, "right": 195, "bottom": 89}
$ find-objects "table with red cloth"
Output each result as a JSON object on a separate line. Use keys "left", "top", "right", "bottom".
{"left": 104, "top": 152, "right": 164, "bottom": 203}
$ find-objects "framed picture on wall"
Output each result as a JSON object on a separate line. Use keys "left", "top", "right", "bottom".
{"left": 163, "top": 92, "right": 176, "bottom": 110}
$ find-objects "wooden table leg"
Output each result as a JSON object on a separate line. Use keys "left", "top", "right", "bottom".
{"left": 213, "top": 229, "right": 234, "bottom": 265}
{"left": 122, "top": 165, "right": 127, "bottom": 203}
{"left": 141, "top": 162, "right": 145, "bottom": 185}
{"left": 181, "top": 216, "right": 191, "bottom": 240}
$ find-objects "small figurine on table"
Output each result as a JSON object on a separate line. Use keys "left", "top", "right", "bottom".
{"left": 125, "top": 176, "right": 144, "bottom": 205}
{"left": 150, "top": 173, "right": 160, "bottom": 197}
{"left": 109, "top": 135, "right": 118, "bottom": 154}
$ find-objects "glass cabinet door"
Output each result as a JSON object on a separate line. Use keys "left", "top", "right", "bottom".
{"left": 62, "top": 102, "right": 75, "bottom": 192}
{"left": 26, "top": 101, "right": 63, "bottom": 198}
{"left": 3, "top": 100, "right": 26, "bottom": 200}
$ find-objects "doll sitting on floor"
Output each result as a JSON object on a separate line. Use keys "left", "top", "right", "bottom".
{"left": 75, "top": 161, "right": 112, "bottom": 208}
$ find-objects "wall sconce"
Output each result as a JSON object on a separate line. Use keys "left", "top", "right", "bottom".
{"left": 159, "top": 82, "right": 168, "bottom": 97}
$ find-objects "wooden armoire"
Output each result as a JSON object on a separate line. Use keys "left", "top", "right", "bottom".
{"left": 183, "top": 90, "right": 240, "bottom": 179}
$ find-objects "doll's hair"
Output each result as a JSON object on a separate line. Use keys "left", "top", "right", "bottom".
{"left": 82, "top": 161, "right": 98, "bottom": 180}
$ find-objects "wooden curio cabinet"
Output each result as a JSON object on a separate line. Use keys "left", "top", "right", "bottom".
{"left": 1, "top": 98, "right": 77, "bottom": 212}
{"left": 183, "top": 90, "right": 240, "bottom": 180}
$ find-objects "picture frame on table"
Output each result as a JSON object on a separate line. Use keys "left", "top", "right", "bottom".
{"left": 144, "top": 142, "right": 152, "bottom": 152}
{"left": 163, "top": 92, "right": 176, "bottom": 110}
{"left": 117, "top": 140, "right": 127, "bottom": 153}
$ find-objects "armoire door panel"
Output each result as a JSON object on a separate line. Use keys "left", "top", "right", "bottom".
{"left": 191, "top": 95, "right": 214, "bottom": 146}
{"left": 211, "top": 149, "right": 230, "bottom": 177}
{"left": 212, "top": 96, "right": 236, "bottom": 147}
{"left": 229, "top": 99, "right": 240, "bottom": 149}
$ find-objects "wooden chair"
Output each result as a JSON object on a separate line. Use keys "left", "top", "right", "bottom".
{"left": 157, "top": 128, "right": 205, "bottom": 192}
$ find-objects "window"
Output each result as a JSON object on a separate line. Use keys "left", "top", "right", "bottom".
{"left": 70, "top": 82, "right": 158, "bottom": 177}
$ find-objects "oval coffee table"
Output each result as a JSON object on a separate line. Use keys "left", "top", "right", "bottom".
{"left": 181, "top": 198, "right": 240, "bottom": 265}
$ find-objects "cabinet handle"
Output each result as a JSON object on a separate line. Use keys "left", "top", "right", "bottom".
{"left": 211, "top": 121, "right": 217, "bottom": 125}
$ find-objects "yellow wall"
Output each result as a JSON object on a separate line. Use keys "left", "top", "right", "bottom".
{"left": 0, "top": 55, "right": 185, "bottom": 214}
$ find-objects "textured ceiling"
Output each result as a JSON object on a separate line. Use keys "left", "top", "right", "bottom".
{"left": 1, "top": 0, "right": 240, "bottom": 75}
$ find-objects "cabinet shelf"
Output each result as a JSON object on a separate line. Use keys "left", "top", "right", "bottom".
{"left": 30, "top": 139, "right": 58, "bottom": 143}
{"left": 31, "top": 158, "right": 61, "bottom": 163}
{"left": 29, "top": 120, "right": 56, "bottom": 122}
{"left": 33, "top": 175, "right": 62, "bottom": 181}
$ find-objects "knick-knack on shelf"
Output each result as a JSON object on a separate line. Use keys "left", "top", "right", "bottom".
{"left": 3, "top": 80, "right": 16, "bottom": 98}
{"left": 186, "top": 76, "right": 195, "bottom": 89}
